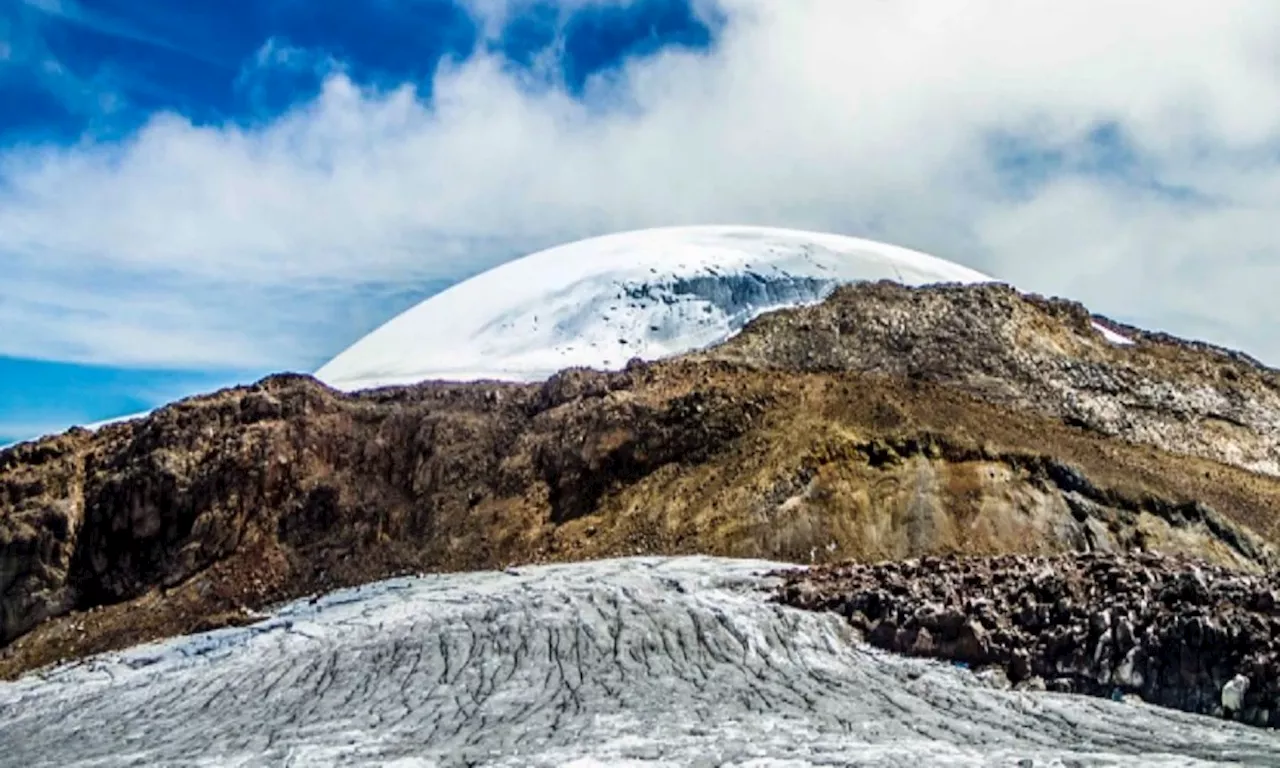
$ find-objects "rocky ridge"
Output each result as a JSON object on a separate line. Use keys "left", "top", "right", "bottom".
{"left": 706, "top": 281, "right": 1280, "bottom": 477}
{"left": 773, "top": 551, "right": 1280, "bottom": 727}
{"left": 4, "top": 282, "right": 1280, "bottom": 683}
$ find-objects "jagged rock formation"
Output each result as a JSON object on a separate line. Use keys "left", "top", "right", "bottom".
{"left": 4, "top": 282, "right": 1280, "bottom": 679}
{"left": 773, "top": 551, "right": 1280, "bottom": 727}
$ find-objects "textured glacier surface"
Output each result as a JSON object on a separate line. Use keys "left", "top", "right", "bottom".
{"left": 2, "top": 557, "right": 1270, "bottom": 767}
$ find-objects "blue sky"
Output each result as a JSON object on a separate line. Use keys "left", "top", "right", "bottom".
{"left": 3, "top": 0, "right": 1280, "bottom": 444}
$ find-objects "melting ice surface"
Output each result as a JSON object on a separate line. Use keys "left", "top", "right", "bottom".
{"left": 1, "top": 556, "right": 1275, "bottom": 767}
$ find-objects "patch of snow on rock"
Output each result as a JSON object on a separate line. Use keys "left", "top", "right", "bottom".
{"left": 1092, "top": 321, "right": 1135, "bottom": 346}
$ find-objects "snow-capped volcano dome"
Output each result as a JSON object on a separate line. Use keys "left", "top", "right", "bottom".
{"left": 315, "top": 225, "right": 994, "bottom": 391}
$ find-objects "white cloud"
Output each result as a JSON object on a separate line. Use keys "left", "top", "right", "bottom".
{"left": 3, "top": 0, "right": 1280, "bottom": 370}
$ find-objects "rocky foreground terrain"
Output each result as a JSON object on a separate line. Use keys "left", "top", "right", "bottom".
{"left": 774, "top": 551, "right": 1280, "bottom": 726}
{"left": 4, "top": 280, "right": 1280, "bottom": 713}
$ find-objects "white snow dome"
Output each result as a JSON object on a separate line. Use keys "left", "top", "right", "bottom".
{"left": 315, "top": 225, "right": 995, "bottom": 391}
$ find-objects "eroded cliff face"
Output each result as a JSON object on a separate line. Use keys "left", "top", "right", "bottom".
{"left": 3, "top": 282, "right": 1280, "bottom": 677}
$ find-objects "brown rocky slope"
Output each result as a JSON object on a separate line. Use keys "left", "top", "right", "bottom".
{"left": 4, "top": 281, "right": 1280, "bottom": 678}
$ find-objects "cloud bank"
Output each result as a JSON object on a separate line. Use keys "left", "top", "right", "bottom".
{"left": 3, "top": 0, "right": 1280, "bottom": 370}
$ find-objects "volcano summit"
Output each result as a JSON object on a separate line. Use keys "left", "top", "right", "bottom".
{"left": 315, "top": 225, "right": 995, "bottom": 390}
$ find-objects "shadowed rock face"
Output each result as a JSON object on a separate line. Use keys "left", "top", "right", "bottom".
{"left": 774, "top": 552, "right": 1280, "bottom": 727}
{"left": 4, "top": 282, "right": 1280, "bottom": 679}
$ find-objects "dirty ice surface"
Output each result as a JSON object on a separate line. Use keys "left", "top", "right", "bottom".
{"left": 2, "top": 556, "right": 1270, "bottom": 767}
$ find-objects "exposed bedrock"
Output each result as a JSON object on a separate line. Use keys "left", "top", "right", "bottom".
{"left": 775, "top": 551, "right": 1280, "bottom": 727}
{"left": 709, "top": 281, "right": 1280, "bottom": 477}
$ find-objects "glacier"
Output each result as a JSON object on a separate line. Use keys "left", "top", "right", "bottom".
{"left": 314, "top": 226, "right": 998, "bottom": 391}
{"left": 2, "top": 557, "right": 1276, "bottom": 767}
{"left": 315, "top": 225, "right": 1133, "bottom": 392}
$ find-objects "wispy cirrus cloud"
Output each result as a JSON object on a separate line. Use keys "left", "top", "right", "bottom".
{"left": 18, "top": 0, "right": 228, "bottom": 66}
{"left": 2, "top": 0, "right": 1280, "bottom": 379}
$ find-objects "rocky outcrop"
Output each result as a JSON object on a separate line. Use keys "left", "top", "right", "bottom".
{"left": 774, "top": 552, "right": 1280, "bottom": 727}
{"left": 5, "top": 282, "right": 1280, "bottom": 678}
{"left": 707, "top": 281, "right": 1280, "bottom": 477}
